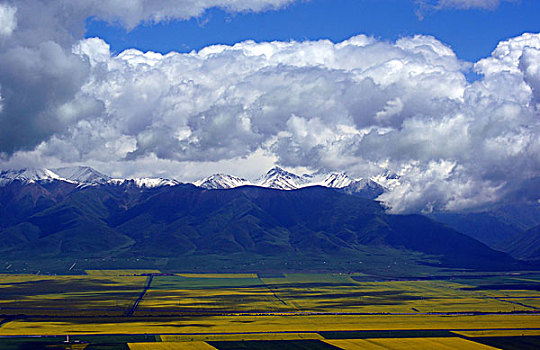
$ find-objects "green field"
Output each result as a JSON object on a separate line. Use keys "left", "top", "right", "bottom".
{"left": 0, "top": 271, "right": 538, "bottom": 349}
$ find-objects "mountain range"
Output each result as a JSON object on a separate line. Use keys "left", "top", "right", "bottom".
{"left": 0, "top": 166, "right": 538, "bottom": 274}
{"left": 0, "top": 166, "right": 180, "bottom": 189}
{"left": 0, "top": 166, "right": 387, "bottom": 198}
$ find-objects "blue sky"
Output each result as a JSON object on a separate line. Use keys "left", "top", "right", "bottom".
{"left": 86, "top": 0, "right": 540, "bottom": 62}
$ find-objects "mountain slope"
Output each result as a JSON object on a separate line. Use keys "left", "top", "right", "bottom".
{"left": 430, "top": 201, "right": 540, "bottom": 250}
{"left": 0, "top": 180, "right": 78, "bottom": 228}
{"left": 339, "top": 178, "right": 386, "bottom": 200}
{"left": 0, "top": 183, "right": 176, "bottom": 257}
{"left": 500, "top": 224, "right": 540, "bottom": 261}
{"left": 430, "top": 212, "right": 523, "bottom": 248}
{"left": 0, "top": 183, "right": 523, "bottom": 272}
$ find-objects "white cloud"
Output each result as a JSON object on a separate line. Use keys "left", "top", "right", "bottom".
{"left": 0, "top": 3, "right": 16, "bottom": 37}
{"left": 475, "top": 33, "right": 540, "bottom": 76}
{"left": 0, "top": 0, "right": 538, "bottom": 214}
{"left": 88, "top": 0, "right": 297, "bottom": 29}
{"left": 0, "top": 0, "right": 298, "bottom": 156}
{"left": 93, "top": 34, "right": 540, "bottom": 212}
{"left": 438, "top": 0, "right": 504, "bottom": 9}
{"left": 520, "top": 47, "right": 540, "bottom": 105}
{"left": 417, "top": 0, "right": 513, "bottom": 10}
{"left": 4, "top": 32, "right": 531, "bottom": 214}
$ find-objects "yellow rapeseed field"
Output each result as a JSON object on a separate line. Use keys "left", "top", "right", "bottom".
{"left": 135, "top": 287, "right": 289, "bottom": 315}
{"left": 0, "top": 273, "right": 147, "bottom": 316}
{"left": 129, "top": 342, "right": 216, "bottom": 349}
{"left": 0, "top": 271, "right": 538, "bottom": 345}
{"left": 1, "top": 314, "right": 539, "bottom": 336}
{"left": 132, "top": 274, "right": 535, "bottom": 315}
{"left": 85, "top": 270, "right": 161, "bottom": 276}
{"left": 500, "top": 298, "right": 540, "bottom": 308}
{"left": 160, "top": 332, "right": 323, "bottom": 342}
{"left": 323, "top": 337, "right": 498, "bottom": 349}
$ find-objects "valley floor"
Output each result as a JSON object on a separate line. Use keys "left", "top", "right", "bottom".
{"left": 0, "top": 271, "right": 538, "bottom": 349}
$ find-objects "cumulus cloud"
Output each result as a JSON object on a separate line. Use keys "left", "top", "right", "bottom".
{"left": 0, "top": 3, "right": 16, "bottom": 36}
{"left": 520, "top": 47, "right": 540, "bottom": 105}
{"left": 0, "top": 0, "right": 538, "bottom": 214}
{"left": 0, "top": 0, "right": 297, "bottom": 156}
{"left": 4, "top": 31, "right": 535, "bottom": 214}
{"left": 66, "top": 35, "right": 468, "bottom": 166}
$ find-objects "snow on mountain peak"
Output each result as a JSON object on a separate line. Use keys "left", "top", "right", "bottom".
{"left": 0, "top": 168, "right": 66, "bottom": 186}
{"left": 0, "top": 165, "right": 389, "bottom": 196}
{"left": 107, "top": 177, "right": 180, "bottom": 188}
{"left": 195, "top": 174, "right": 251, "bottom": 189}
{"left": 323, "top": 172, "right": 353, "bottom": 188}
{"left": 0, "top": 166, "right": 183, "bottom": 189}
{"left": 53, "top": 166, "right": 110, "bottom": 184}
{"left": 257, "top": 167, "right": 308, "bottom": 190}
{"left": 371, "top": 171, "right": 401, "bottom": 191}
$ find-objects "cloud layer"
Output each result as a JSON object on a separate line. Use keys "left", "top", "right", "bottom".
{"left": 0, "top": 0, "right": 295, "bottom": 156}
{"left": 0, "top": 1, "right": 538, "bottom": 214}
{"left": 417, "top": 0, "right": 513, "bottom": 10}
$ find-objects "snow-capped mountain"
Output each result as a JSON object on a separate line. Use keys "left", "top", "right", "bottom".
{"left": 0, "top": 168, "right": 67, "bottom": 186}
{"left": 323, "top": 172, "right": 353, "bottom": 188}
{"left": 194, "top": 174, "right": 251, "bottom": 189}
{"left": 340, "top": 178, "right": 385, "bottom": 199}
{"left": 107, "top": 178, "right": 180, "bottom": 189}
{"left": 257, "top": 167, "right": 309, "bottom": 190}
{"left": 191, "top": 167, "right": 387, "bottom": 199}
{"left": 53, "top": 166, "right": 110, "bottom": 184}
{"left": 0, "top": 165, "right": 388, "bottom": 198}
{"left": 371, "top": 171, "right": 401, "bottom": 192}
{"left": 318, "top": 172, "right": 385, "bottom": 199}
{"left": 0, "top": 167, "right": 181, "bottom": 189}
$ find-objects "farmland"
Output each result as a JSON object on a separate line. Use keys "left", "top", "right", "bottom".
{"left": 0, "top": 273, "right": 148, "bottom": 317}
{"left": 0, "top": 271, "right": 538, "bottom": 349}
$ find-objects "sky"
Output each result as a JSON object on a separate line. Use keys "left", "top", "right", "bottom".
{"left": 0, "top": 0, "right": 539, "bottom": 214}
{"left": 86, "top": 0, "right": 540, "bottom": 63}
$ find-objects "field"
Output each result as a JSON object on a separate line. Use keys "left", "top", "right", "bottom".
{"left": 322, "top": 337, "right": 497, "bottom": 349}
{"left": 0, "top": 271, "right": 538, "bottom": 349}
{"left": 0, "top": 272, "right": 148, "bottom": 317}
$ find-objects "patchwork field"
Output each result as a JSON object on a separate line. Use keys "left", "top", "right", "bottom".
{"left": 0, "top": 271, "right": 538, "bottom": 349}
{"left": 0, "top": 272, "right": 148, "bottom": 317}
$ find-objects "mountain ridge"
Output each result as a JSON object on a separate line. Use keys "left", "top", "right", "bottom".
{"left": 0, "top": 181, "right": 530, "bottom": 273}
{"left": 0, "top": 166, "right": 389, "bottom": 199}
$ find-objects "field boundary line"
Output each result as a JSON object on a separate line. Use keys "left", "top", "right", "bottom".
{"left": 126, "top": 275, "right": 154, "bottom": 316}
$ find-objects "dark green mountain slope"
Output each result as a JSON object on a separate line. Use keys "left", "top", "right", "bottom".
{"left": 0, "top": 183, "right": 528, "bottom": 271}
{"left": 430, "top": 202, "right": 540, "bottom": 250}
{"left": 430, "top": 212, "right": 522, "bottom": 248}
{"left": 0, "top": 180, "right": 77, "bottom": 228}
{"left": 501, "top": 224, "right": 540, "bottom": 261}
